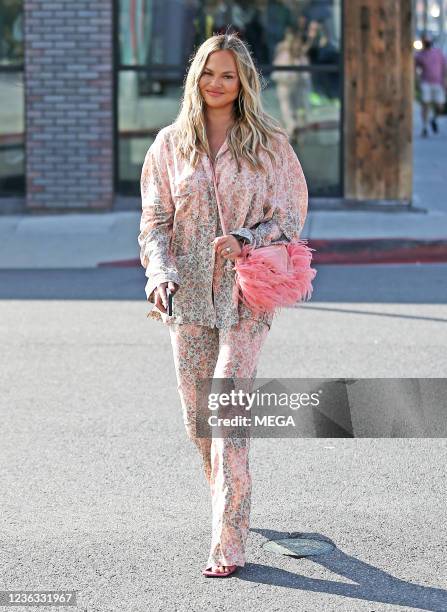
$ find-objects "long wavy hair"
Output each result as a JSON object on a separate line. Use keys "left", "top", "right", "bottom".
{"left": 172, "top": 32, "right": 289, "bottom": 173}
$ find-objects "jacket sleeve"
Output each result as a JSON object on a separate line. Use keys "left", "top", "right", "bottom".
{"left": 138, "top": 135, "right": 180, "bottom": 303}
{"left": 230, "top": 135, "right": 308, "bottom": 248}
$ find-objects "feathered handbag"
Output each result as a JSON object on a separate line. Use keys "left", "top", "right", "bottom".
{"left": 211, "top": 164, "right": 317, "bottom": 315}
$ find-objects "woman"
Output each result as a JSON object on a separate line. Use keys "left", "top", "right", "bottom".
{"left": 138, "top": 32, "right": 308, "bottom": 577}
{"left": 271, "top": 27, "right": 312, "bottom": 139}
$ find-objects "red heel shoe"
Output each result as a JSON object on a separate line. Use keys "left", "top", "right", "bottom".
{"left": 202, "top": 564, "right": 238, "bottom": 578}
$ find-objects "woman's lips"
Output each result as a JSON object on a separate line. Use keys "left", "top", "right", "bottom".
{"left": 206, "top": 90, "right": 224, "bottom": 96}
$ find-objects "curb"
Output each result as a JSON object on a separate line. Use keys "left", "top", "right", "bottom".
{"left": 97, "top": 239, "right": 447, "bottom": 267}
{"left": 308, "top": 239, "right": 447, "bottom": 264}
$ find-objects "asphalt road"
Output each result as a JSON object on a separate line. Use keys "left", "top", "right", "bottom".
{"left": 1, "top": 263, "right": 446, "bottom": 611}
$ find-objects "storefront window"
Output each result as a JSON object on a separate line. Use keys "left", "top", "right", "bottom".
{"left": 0, "top": 0, "right": 25, "bottom": 197}
{"left": 117, "top": 0, "right": 342, "bottom": 197}
{"left": 413, "top": 0, "right": 447, "bottom": 52}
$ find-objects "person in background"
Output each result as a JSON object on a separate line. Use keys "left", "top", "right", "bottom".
{"left": 415, "top": 34, "right": 447, "bottom": 137}
{"left": 271, "top": 27, "right": 312, "bottom": 140}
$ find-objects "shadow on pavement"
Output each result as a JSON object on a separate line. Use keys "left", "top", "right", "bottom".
{"left": 243, "top": 530, "right": 447, "bottom": 611}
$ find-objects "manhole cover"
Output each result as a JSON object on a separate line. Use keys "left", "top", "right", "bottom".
{"left": 263, "top": 537, "right": 335, "bottom": 557}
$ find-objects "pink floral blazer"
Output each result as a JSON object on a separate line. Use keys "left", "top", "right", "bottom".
{"left": 138, "top": 123, "right": 309, "bottom": 329}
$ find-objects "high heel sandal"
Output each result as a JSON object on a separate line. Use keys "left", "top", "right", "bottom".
{"left": 202, "top": 564, "right": 238, "bottom": 578}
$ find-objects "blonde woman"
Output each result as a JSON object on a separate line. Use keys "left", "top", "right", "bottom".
{"left": 138, "top": 32, "right": 308, "bottom": 578}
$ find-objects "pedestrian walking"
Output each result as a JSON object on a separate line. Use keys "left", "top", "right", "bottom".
{"left": 415, "top": 34, "right": 447, "bottom": 137}
{"left": 138, "top": 32, "right": 309, "bottom": 578}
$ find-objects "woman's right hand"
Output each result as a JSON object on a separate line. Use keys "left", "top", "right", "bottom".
{"left": 153, "top": 281, "right": 179, "bottom": 313}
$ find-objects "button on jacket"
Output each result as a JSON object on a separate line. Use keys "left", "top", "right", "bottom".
{"left": 138, "top": 123, "right": 309, "bottom": 329}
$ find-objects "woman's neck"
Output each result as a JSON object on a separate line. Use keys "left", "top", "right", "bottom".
{"left": 205, "top": 106, "right": 236, "bottom": 133}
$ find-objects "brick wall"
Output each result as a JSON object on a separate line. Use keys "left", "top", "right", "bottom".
{"left": 24, "top": 0, "right": 114, "bottom": 211}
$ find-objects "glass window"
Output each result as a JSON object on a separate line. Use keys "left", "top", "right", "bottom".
{"left": 0, "top": 0, "right": 23, "bottom": 65}
{"left": 264, "top": 69, "right": 341, "bottom": 195}
{"left": 117, "top": 0, "right": 342, "bottom": 197}
{"left": 118, "top": 0, "right": 202, "bottom": 68}
{"left": 117, "top": 74, "right": 185, "bottom": 194}
{"left": 0, "top": 0, "right": 25, "bottom": 197}
{"left": 414, "top": 0, "right": 447, "bottom": 53}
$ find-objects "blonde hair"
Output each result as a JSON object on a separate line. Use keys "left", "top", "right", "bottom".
{"left": 172, "top": 31, "right": 289, "bottom": 173}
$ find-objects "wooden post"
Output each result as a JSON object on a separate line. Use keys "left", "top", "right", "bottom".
{"left": 344, "top": 0, "right": 413, "bottom": 203}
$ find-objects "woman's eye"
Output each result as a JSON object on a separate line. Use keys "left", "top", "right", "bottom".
{"left": 202, "top": 72, "right": 232, "bottom": 79}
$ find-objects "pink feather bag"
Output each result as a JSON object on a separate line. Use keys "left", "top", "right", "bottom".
{"left": 211, "top": 163, "right": 317, "bottom": 315}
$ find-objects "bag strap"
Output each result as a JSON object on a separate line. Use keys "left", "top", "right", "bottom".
{"left": 210, "top": 162, "right": 227, "bottom": 236}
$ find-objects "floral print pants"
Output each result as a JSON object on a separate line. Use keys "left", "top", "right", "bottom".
{"left": 168, "top": 317, "right": 270, "bottom": 568}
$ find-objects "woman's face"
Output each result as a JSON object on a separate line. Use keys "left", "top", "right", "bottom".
{"left": 199, "top": 49, "right": 241, "bottom": 111}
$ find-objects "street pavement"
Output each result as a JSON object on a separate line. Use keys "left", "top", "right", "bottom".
{"left": 1, "top": 102, "right": 446, "bottom": 611}
{"left": 1, "top": 262, "right": 446, "bottom": 611}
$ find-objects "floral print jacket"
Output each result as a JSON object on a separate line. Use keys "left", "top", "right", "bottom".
{"left": 138, "top": 123, "right": 309, "bottom": 329}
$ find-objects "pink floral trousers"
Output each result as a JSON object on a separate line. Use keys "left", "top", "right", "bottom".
{"left": 168, "top": 317, "right": 270, "bottom": 568}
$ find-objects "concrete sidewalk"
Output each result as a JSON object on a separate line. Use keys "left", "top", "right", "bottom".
{"left": 0, "top": 101, "right": 445, "bottom": 269}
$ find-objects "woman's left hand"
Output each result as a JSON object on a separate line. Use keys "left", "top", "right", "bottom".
{"left": 211, "top": 235, "right": 243, "bottom": 260}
